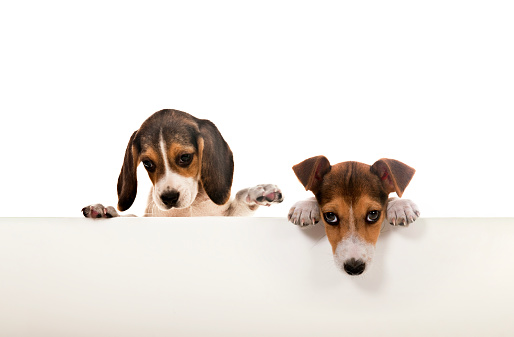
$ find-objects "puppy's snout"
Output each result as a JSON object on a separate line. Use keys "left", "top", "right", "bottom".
{"left": 161, "top": 191, "right": 180, "bottom": 208}
{"left": 343, "top": 258, "right": 366, "bottom": 276}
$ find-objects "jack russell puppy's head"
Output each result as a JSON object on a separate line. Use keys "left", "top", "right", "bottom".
{"left": 293, "top": 156, "right": 415, "bottom": 276}
{"left": 117, "top": 109, "right": 234, "bottom": 212}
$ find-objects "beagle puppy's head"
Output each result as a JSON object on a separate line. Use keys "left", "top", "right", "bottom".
{"left": 293, "top": 156, "right": 415, "bottom": 276}
{"left": 117, "top": 109, "right": 234, "bottom": 212}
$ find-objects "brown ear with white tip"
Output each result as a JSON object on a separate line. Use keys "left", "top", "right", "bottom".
{"left": 371, "top": 158, "right": 415, "bottom": 197}
{"left": 292, "top": 156, "right": 331, "bottom": 194}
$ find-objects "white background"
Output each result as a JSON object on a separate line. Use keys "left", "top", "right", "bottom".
{"left": 0, "top": 0, "right": 512, "bottom": 217}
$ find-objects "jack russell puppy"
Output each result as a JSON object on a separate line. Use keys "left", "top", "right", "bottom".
{"left": 288, "top": 156, "right": 419, "bottom": 276}
{"left": 82, "top": 109, "right": 283, "bottom": 218}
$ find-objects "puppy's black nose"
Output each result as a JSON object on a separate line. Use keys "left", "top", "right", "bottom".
{"left": 343, "top": 258, "right": 366, "bottom": 275}
{"left": 161, "top": 191, "right": 180, "bottom": 207}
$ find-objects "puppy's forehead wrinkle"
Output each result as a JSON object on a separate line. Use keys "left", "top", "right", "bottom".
{"left": 163, "top": 125, "right": 200, "bottom": 147}
{"left": 319, "top": 161, "right": 387, "bottom": 205}
{"left": 135, "top": 109, "right": 201, "bottom": 150}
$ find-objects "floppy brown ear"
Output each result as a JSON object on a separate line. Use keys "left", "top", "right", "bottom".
{"left": 370, "top": 158, "right": 415, "bottom": 197}
{"left": 197, "top": 119, "right": 234, "bottom": 205}
{"left": 292, "top": 156, "right": 331, "bottom": 194}
{"left": 117, "top": 131, "right": 140, "bottom": 211}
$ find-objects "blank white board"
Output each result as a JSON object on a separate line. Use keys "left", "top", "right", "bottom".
{"left": 0, "top": 217, "right": 512, "bottom": 336}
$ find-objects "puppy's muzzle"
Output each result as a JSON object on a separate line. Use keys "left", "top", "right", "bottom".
{"left": 161, "top": 190, "right": 180, "bottom": 208}
{"left": 343, "top": 258, "right": 366, "bottom": 276}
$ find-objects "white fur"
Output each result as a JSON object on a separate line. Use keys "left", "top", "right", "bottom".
{"left": 85, "top": 181, "right": 282, "bottom": 217}
{"left": 288, "top": 196, "right": 421, "bottom": 275}
{"left": 145, "top": 184, "right": 283, "bottom": 217}
{"left": 287, "top": 197, "right": 320, "bottom": 227}
{"left": 152, "top": 133, "right": 199, "bottom": 210}
{"left": 333, "top": 235, "right": 375, "bottom": 272}
{"left": 152, "top": 171, "right": 198, "bottom": 210}
{"left": 387, "top": 197, "right": 420, "bottom": 226}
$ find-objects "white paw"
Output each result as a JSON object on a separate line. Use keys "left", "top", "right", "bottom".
{"left": 82, "top": 204, "right": 119, "bottom": 219}
{"left": 386, "top": 198, "right": 420, "bottom": 227}
{"left": 288, "top": 198, "right": 320, "bottom": 227}
{"left": 246, "top": 184, "right": 284, "bottom": 206}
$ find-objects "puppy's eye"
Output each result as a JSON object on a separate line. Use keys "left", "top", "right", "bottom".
{"left": 323, "top": 212, "right": 339, "bottom": 225}
{"left": 142, "top": 160, "right": 155, "bottom": 172}
{"left": 366, "top": 210, "right": 381, "bottom": 224}
{"left": 177, "top": 153, "right": 193, "bottom": 167}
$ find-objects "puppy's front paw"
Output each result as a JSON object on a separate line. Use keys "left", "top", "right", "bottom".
{"left": 288, "top": 198, "right": 320, "bottom": 227}
{"left": 386, "top": 198, "right": 420, "bottom": 227}
{"left": 82, "top": 204, "right": 119, "bottom": 219}
{"left": 246, "top": 184, "right": 284, "bottom": 206}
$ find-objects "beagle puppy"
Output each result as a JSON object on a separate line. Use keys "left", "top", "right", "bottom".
{"left": 288, "top": 156, "right": 420, "bottom": 276}
{"left": 82, "top": 109, "right": 283, "bottom": 218}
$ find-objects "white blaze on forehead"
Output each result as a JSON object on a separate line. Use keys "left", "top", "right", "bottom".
{"left": 159, "top": 131, "right": 171, "bottom": 171}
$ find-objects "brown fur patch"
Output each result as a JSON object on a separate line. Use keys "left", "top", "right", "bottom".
{"left": 139, "top": 147, "right": 160, "bottom": 185}
{"left": 322, "top": 196, "right": 352, "bottom": 252}
{"left": 167, "top": 143, "right": 201, "bottom": 178}
{"left": 317, "top": 162, "right": 388, "bottom": 252}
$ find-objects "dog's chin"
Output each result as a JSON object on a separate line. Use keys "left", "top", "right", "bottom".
{"left": 154, "top": 199, "right": 192, "bottom": 211}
